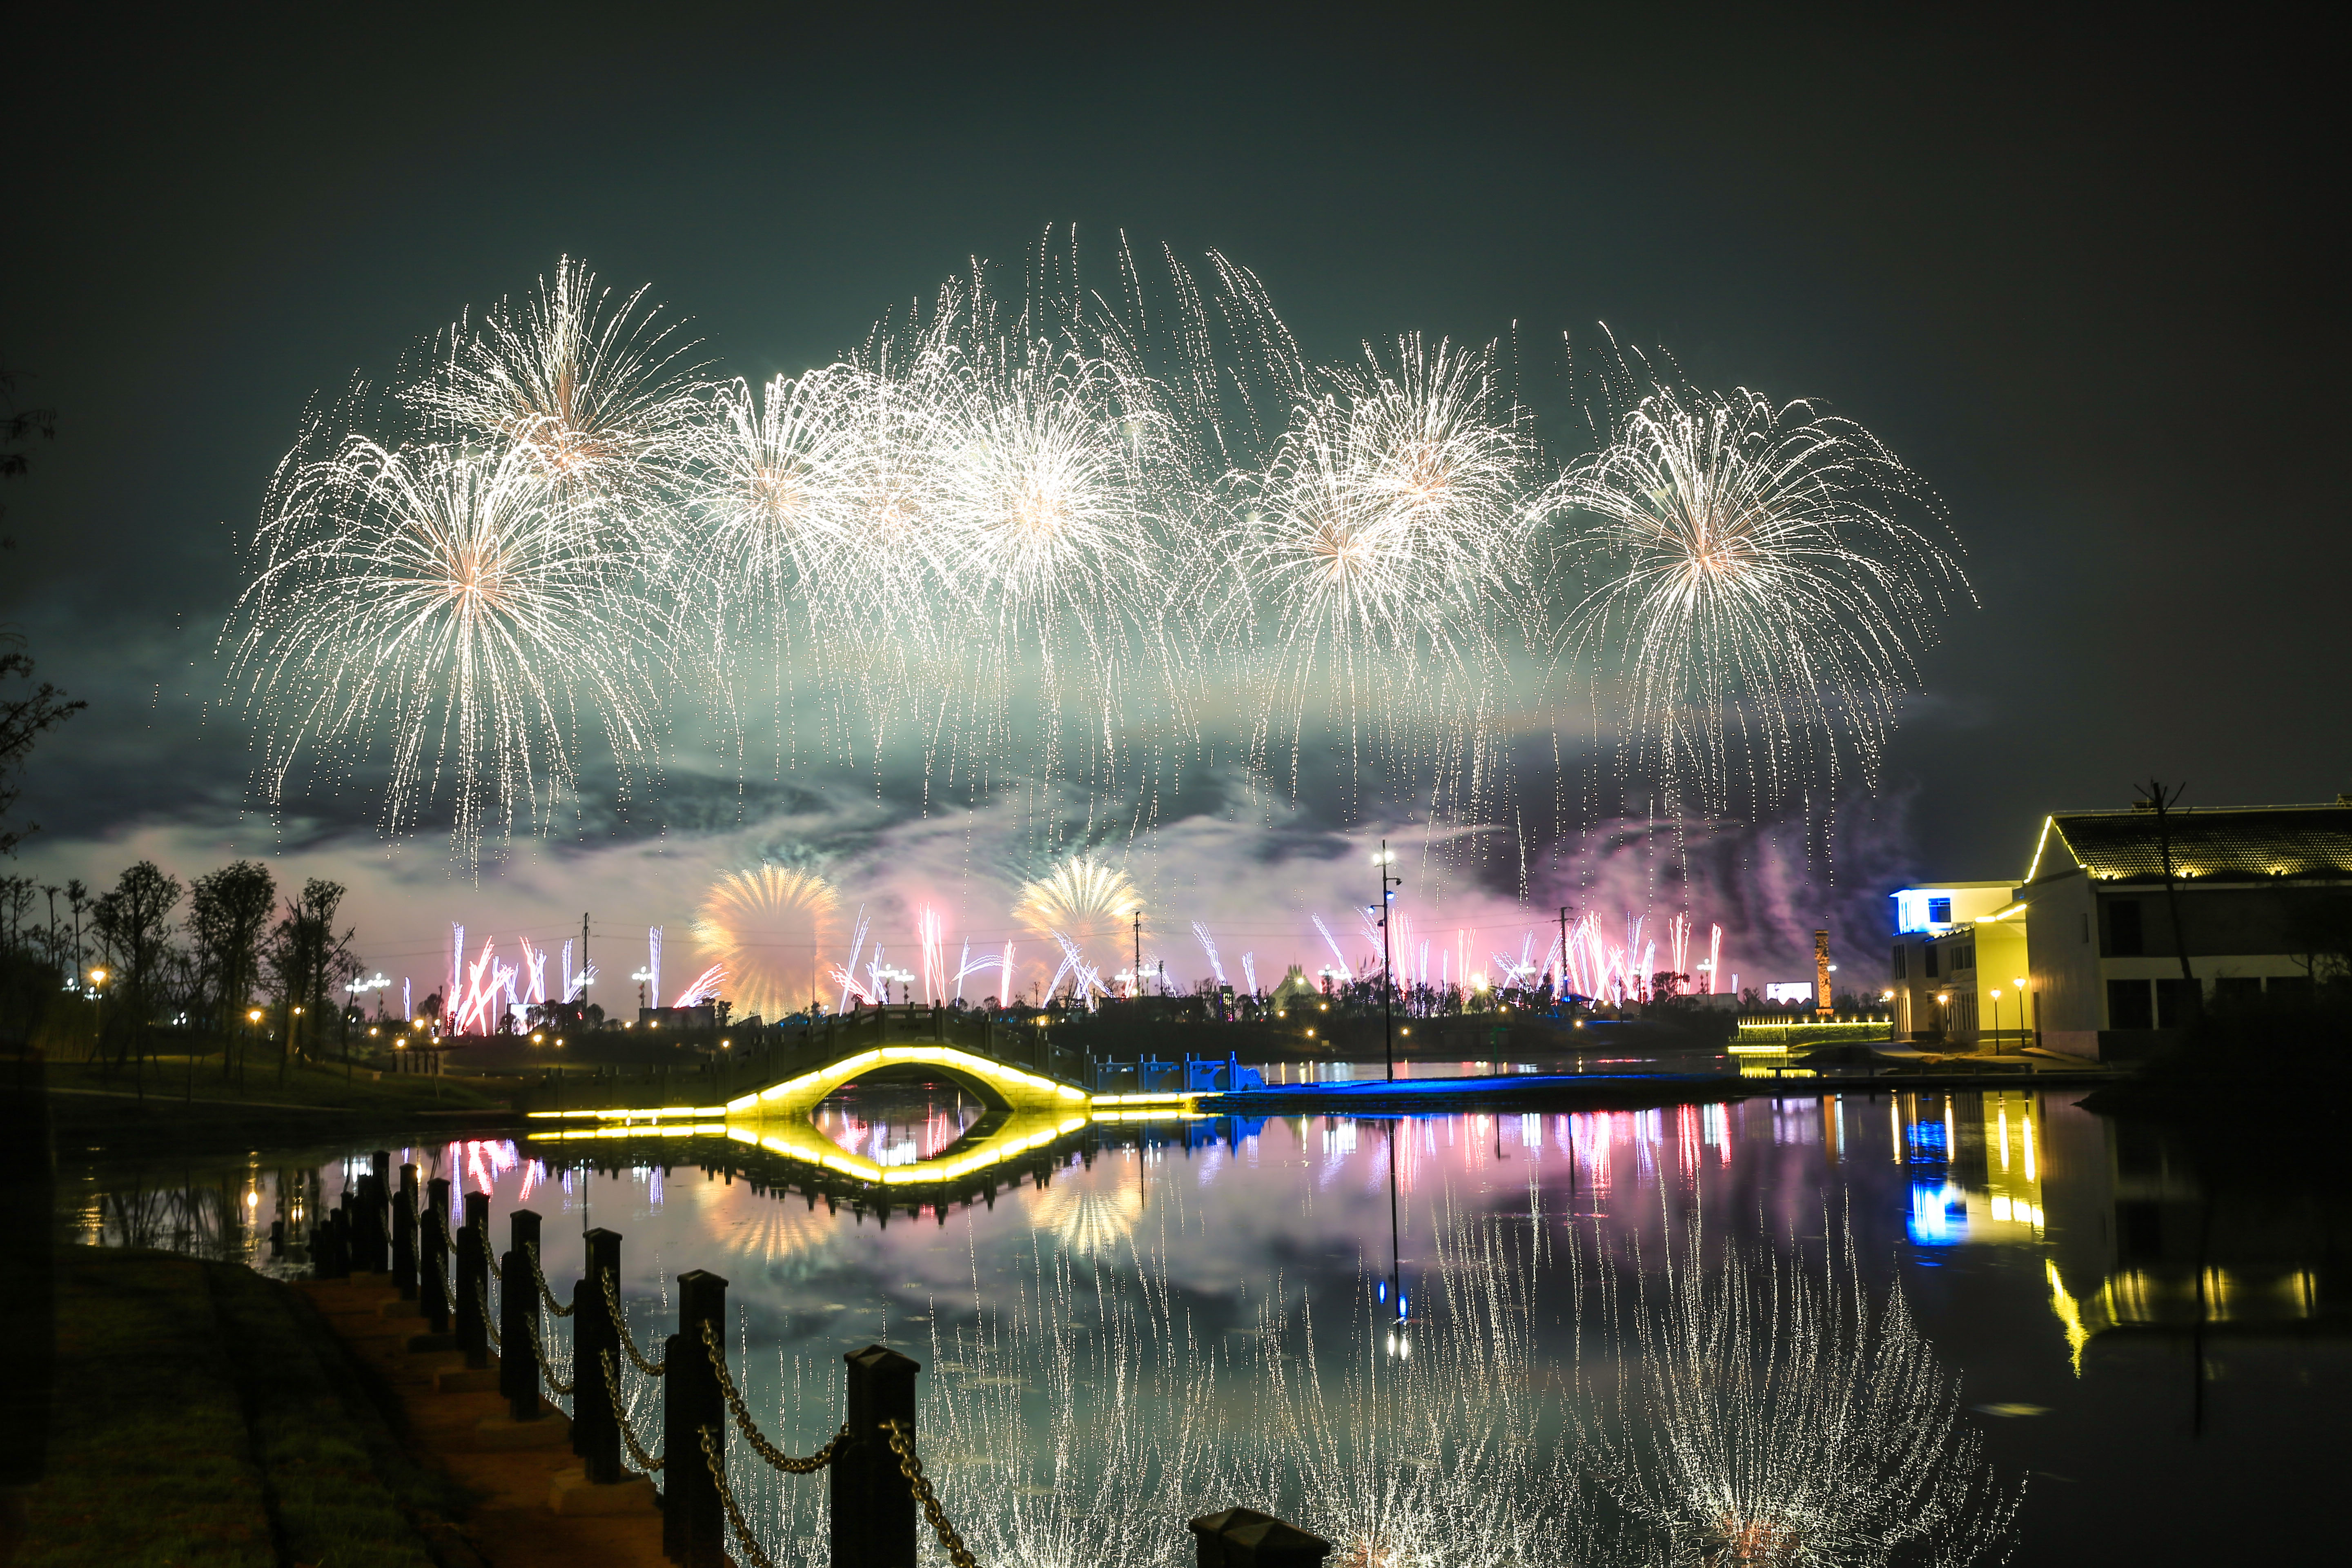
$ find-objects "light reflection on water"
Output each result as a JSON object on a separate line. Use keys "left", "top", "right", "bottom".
{"left": 811, "top": 1081, "right": 986, "bottom": 1166}
{"left": 57, "top": 1083, "right": 2345, "bottom": 1565}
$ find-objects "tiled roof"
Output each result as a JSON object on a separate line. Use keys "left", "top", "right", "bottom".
{"left": 2040, "top": 804, "right": 2352, "bottom": 882}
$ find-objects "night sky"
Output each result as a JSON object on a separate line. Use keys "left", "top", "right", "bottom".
{"left": 5, "top": 5, "right": 2345, "bottom": 982}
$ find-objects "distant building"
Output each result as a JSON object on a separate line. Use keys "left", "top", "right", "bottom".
{"left": 1889, "top": 881, "right": 2027, "bottom": 1047}
{"left": 1889, "top": 799, "right": 2352, "bottom": 1058}
{"left": 1267, "top": 964, "right": 1320, "bottom": 1011}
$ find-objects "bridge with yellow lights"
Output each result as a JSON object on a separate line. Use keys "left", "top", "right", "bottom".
{"left": 518, "top": 1004, "right": 1204, "bottom": 1215}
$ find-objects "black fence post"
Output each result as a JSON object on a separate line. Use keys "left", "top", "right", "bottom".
{"left": 832, "top": 1344, "right": 920, "bottom": 1568}
{"left": 1187, "top": 1508, "right": 1334, "bottom": 1567}
{"left": 423, "top": 1178, "right": 451, "bottom": 1334}
{"left": 391, "top": 1188, "right": 416, "bottom": 1299}
{"left": 367, "top": 1150, "right": 392, "bottom": 1272}
{"left": 572, "top": 1228, "right": 623, "bottom": 1483}
{"left": 393, "top": 1163, "right": 419, "bottom": 1300}
{"left": 501, "top": 1208, "right": 543, "bottom": 1421}
{"left": 662, "top": 1270, "right": 729, "bottom": 1567}
{"left": 329, "top": 1204, "right": 353, "bottom": 1279}
{"left": 458, "top": 1190, "right": 490, "bottom": 1370}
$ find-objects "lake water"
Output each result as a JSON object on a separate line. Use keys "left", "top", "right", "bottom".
{"left": 59, "top": 1077, "right": 2341, "bottom": 1565}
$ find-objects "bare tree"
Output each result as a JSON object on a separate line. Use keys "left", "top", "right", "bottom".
{"left": 2138, "top": 778, "right": 2199, "bottom": 1013}
{"left": 0, "top": 369, "right": 82, "bottom": 858}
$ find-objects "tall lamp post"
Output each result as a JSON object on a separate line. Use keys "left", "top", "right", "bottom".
{"left": 1373, "top": 842, "right": 1401, "bottom": 1081}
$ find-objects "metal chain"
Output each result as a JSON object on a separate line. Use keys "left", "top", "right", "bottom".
{"left": 525, "top": 1243, "right": 575, "bottom": 1317}
{"left": 698, "top": 1322, "right": 846, "bottom": 1474}
{"left": 699, "top": 1425, "right": 779, "bottom": 1568}
{"left": 600, "top": 1270, "right": 666, "bottom": 1375}
{"left": 475, "top": 1277, "right": 501, "bottom": 1350}
{"left": 522, "top": 1311, "right": 575, "bottom": 1396}
{"left": 600, "top": 1350, "right": 665, "bottom": 1472}
{"left": 882, "top": 1419, "right": 980, "bottom": 1568}
{"left": 484, "top": 1245, "right": 502, "bottom": 1282}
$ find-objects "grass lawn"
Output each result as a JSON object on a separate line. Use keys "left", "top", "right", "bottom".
{"left": 19, "top": 1249, "right": 469, "bottom": 1568}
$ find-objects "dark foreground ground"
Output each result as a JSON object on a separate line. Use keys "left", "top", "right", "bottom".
{"left": 6, "top": 1247, "right": 478, "bottom": 1568}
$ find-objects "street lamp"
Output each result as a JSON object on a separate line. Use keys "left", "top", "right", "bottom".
{"left": 1989, "top": 988, "right": 2002, "bottom": 1049}
{"left": 1373, "top": 842, "right": 1401, "bottom": 1081}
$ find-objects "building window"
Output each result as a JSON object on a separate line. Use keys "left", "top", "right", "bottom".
{"left": 2107, "top": 977, "right": 2154, "bottom": 1029}
{"left": 2109, "top": 899, "right": 2144, "bottom": 957}
{"left": 1923, "top": 944, "right": 1938, "bottom": 978}
{"left": 1892, "top": 945, "right": 1907, "bottom": 980}
{"left": 1928, "top": 897, "right": 1952, "bottom": 924}
{"left": 2155, "top": 978, "right": 2198, "bottom": 1029}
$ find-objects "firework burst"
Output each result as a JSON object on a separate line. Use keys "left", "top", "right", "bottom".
{"left": 1242, "top": 335, "right": 1539, "bottom": 806}
{"left": 228, "top": 434, "right": 662, "bottom": 853}
{"left": 1013, "top": 853, "right": 1143, "bottom": 948}
{"left": 689, "top": 867, "right": 841, "bottom": 1021}
{"left": 408, "top": 255, "right": 705, "bottom": 524}
{"left": 1550, "top": 374, "right": 1970, "bottom": 813}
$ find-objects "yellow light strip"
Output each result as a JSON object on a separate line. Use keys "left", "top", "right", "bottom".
{"left": 1090, "top": 1106, "right": 1212, "bottom": 1123}
{"left": 526, "top": 1105, "right": 731, "bottom": 1120}
{"left": 1090, "top": 1091, "right": 1198, "bottom": 1106}
{"left": 753, "top": 1044, "right": 1089, "bottom": 1105}
{"left": 533, "top": 1122, "right": 729, "bottom": 1141}
{"left": 1728, "top": 1042, "right": 1795, "bottom": 1055}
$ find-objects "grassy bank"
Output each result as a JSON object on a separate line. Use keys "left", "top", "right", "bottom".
{"left": 41, "top": 1057, "right": 520, "bottom": 1156}
{"left": 18, "top": 1248, "right": 475, "bottom": 1568}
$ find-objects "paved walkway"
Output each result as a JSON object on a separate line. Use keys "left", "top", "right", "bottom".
{"left": 301, "top": 1276, "right": 672, "bottom": 1568}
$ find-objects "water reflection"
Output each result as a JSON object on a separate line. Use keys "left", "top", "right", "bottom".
{"left": 1576, "top": 1218, "right": 2020, "bottom": 1566}
{"left": 54, "top": 1088, "right": 2349, "bottom": 1564}
{"left": 812, "top": 1080, "right": 986, "bottom": 1166}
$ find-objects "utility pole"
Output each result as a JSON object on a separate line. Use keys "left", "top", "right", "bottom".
{"left": 1557, "top": 904, "right": 1572, "bottom": 1005}
{"left": 1132, "top": 907, "right": 1142, "bottom": 1002}
{"left": 1376, "top": 841, "right": 1402, "bottom": 1081}
{"left": 581, "top": 913, "right": 590, "bottom": 1014}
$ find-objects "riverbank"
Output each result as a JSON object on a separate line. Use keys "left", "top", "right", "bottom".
{"left": 34, "top": 1056, "right": 526, "bottom": 1156}
{"left": 10, "top": 1247, "right": 477, "bottom": 1568}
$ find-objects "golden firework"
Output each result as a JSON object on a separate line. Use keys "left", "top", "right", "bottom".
{"left": 690, "top": 867, "right": 840, "bottom": 1021}
{"left": 1012, "top": 855, "right": 1142, "bottom": 943}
